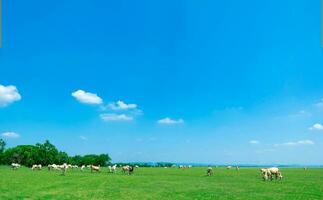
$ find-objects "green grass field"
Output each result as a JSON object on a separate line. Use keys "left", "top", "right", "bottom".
{"left": 0, "top": 166, "right": 322, "bottom": 200}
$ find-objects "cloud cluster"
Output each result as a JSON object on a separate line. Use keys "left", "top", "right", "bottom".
{"left": 1, "top": 132, "right": 20, "bottom": 139}
{"left": 157, "top": 117, "right": 184, "bottom": 124}
{"left": 72, "top": 89, "right": 141, "bottom": 122}
{"left": 108, "top": 100, "right": 137, "bottom": 110}
{"left": 0, "top": 85, "right": 21, "bottom": 107}
{"left": 100, "top": 113, "right": 133, "bottom": 121}
{"left": 71, "top": 90, "right": 103, "bottom": 105}
{"left": 71, "top": 89, "right": 184, "bottom": 124}
{"left": 309, "top": 123, "right": 323, "bottom": 131}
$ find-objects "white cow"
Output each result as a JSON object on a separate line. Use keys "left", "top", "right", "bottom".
{"left": 261, "top": 167, "right": 283, "bottom": 180}
{"left": 81, "top": 165, "right": 86, "bottom": 171}
{"left": 48, "top": 164, "right": 60, "bottom": 171}
{"left": 90, "top": 165, "right": 100, "bottom": 173}
{"left": 122, "top": 165, "right": 134, "bottom": 175}
{"left": 71, "top": 165, "right": 78, "bottom": 169}
{"left": 108, "top": 164, "right": 117, "bottom": 173}
{"left": 11, "top": 163, "right": 21, "bottom": 170}
{"left": 58, "top": 163, "right": 68, "bottom": 175}
{"left": 206, "top": 167, "right": 213, "bottom": 176}
{"left": 32, "top": 164, "right": 42, "bottom": 170}
{"left": 227, "top": 166, "right": 232, "bottom": 170}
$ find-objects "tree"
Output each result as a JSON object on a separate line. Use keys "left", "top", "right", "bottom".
{"left": 36, "top": 140, "right": 59, "bottom": 165}
{"left": 0, "top": 140, "right": 112, "bottom": 167}
{"left": 56, "top": 151, "right": 69, "bottom": 164}
{"left": 0, "top": 139, "right": 5, "bottom": 153}
{"left": 0, "top": 139, "right": 6, "bottom": 164}
{"left": 2, "top": 145, "right": 39, "bottom": 166}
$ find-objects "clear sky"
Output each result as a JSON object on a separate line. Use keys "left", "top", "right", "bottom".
{"left": 0, "top": 0, "right": 323, "bottom": 165}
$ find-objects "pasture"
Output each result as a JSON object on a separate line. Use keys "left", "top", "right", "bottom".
{"left": 0, "top": 166, "right": 322, "bottom": 200}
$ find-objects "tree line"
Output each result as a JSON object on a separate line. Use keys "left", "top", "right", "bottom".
{"left": 0, "top": 139, "right": 111, "bottom": 167}
{"left": 114, "top": 162, "right": 175, "bottom": 168}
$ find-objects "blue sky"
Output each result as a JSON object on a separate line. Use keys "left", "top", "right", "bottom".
{"left": 0, "top": 0, "right": 323, "bottom": 164}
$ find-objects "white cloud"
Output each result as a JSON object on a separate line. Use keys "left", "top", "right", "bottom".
{"left": 249, "top": 140, "right": 259, "bottom": 144}
{"left": 309, "top": 123, "right": 323, "bottom": 131}
{"left": 1, "top": 132, "right": 20, "bottom": 139}
{"left": 79, "top": 136, "right": 88, "bottom": 141}
{"left": 157, "top": 117, "right": 184, "bottom": 124}
{"left": 72, "top": 90, "right": 103, "bottom": 105}
{"left": 107, "top": 100, "right": 137, "bottom": 110}
{"left": 100, "top": 113, "right": 133, "bottom": 121}
{"left": 0, "top": 85, "right": 21, "bottom": 107}
{"left": 275, "top": 140, "right": 314, "bottom": 147}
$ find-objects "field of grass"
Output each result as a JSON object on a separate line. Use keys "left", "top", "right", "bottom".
{"left": 0, "top": 166, "right": 322, "bottom": 200}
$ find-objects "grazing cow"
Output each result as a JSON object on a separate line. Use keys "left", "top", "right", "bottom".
{"left": 122, "top": 165, "right": 129, "bottom": 173}
{"left": 206, "top": 167, "right": 213, "bottom": 176}
{"left": 48, "top": 164, "right": 55, "bottom": 171}
{"left": 11, "top": 163, "right": 21, "bottom": 170}
{"left": 70, "top": 165, "right": 78, "bottom": 169}
{"left": 59, "top": 163, "right": 68, "bottom": 175}
{"left": 236, "top": 166, "right": 240, "bottom": 171}
{"left": 122, "top": 165, "right": 134, "bottom": 175}
{"left": 108, "top": 164, "right": 117, "bottom": 173}
{"left": 226, "top": 166, "right": 232, "bottom": 170}
{"left": 81, "top": 165, "right": 86, "bottom": 171}
{"left": 48, "top": 164, "right": 61, "bottom": 171}
{"left": 303, "top": 167, "right": 308, "bottom": 170}
{"left": 91, "top": 165, "right": 100, "bottom": 173}
{"left": 260, "top": 167, "right": 283, "bottom": 181}
{"left": 135, "top": 165, "right": 139, "bottom": 168}
{"left": 112, "top": 164, "right": 117, "bottom": 173}
{"left": 32, "top": 164, "right": 42, "bottom": 170}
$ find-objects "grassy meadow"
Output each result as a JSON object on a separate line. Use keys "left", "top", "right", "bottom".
{"left": 0, "top": 166, "right": 322, "bottom": 200}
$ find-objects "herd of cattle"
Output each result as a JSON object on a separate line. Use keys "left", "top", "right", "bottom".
{"left": 11, "top": 163, "right": 137, "bottom": 175}
{"left": 10, "top": 162, "right": 287, "bottom": 181}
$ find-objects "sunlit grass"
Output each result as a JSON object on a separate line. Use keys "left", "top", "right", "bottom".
{"left": 0, "top": 166, "right": 322, "bottom": 199}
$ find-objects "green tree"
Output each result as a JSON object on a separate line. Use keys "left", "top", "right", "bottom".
{"left": 0, "top": 139, "right": 6, "bottom": 164}
{"left": 2, "top": 145, "right": 39, "bottom": 166}
{"left": 36, "top": 140, "right": 59, "bottom": 165}
{"left": 0, "top": 139, "right": 5, "bottom": 153}
{"left": 0, "top": 140, "right": 112, "bottom": 167}
{"left": 56, "top": 151, "right": 69, "bottom": 164}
